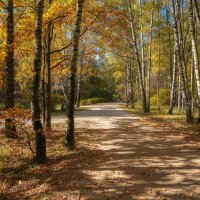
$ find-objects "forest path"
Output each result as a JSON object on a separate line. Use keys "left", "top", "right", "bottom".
{"left": 71, "top": 103, "right": 200, "bottom": 200}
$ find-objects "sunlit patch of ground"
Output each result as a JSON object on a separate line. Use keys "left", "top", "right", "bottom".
{"left": 0, "top": 103, "right": 200, "bottom": 200}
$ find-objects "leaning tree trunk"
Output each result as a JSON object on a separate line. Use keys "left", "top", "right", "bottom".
{"left": 188, "top": 0, "right": 200, "bottom": 122}
{"left": 32, "top": 0, "right": 47, "bottom": 164}
{"left": 128, "top": 2, "right": 147, "bottom": 113}
{"left": 66, "top": 0, "right": 84, "bottom": 150}
{"left": 5, "top": 0, "right": 16, "bottom": 138}
{"left": 171, "top": 0, "right": 193, "bottom": 123}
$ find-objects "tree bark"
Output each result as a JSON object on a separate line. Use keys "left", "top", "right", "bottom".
{"left": 146, "top": 0, "right": 154, "bottom": 112}
{"left": 166, "top": 2, "right": 173, "bottom": 91}
{"left": 192, "top": 0, "right": 200, "bottom": 25}
{"left": 128, "top": 2, "right": 147, "bottom": 113}
{"left": 139, "top": 0, "right": 145, "bottom": 87}
{"left": 178, "top": 69, "right": 181, "bottom": 112}
{"left": 188, "top": 0, "right": 200, "bottom": 122}
{"left": 157, "top": 8, "right": 161, "bottom": 112}
{"left": 42, "top": 60, "right": 46, "bottom": 125}
{"left": 171, "top": 0, "right": 193, "bottom": 123}
{"left": 66, "top": 0, "right": 84, "bottom": 150}
{"left": 5, "top": 0, "right": 16, "bottom": 138}
{"left": 168, "top": 41, "right": 177, "bottom": 115}
{"left": 76, "top": 48, "right": 84, "bottom": 108}
{"left": 191, "top": 53, "right": 194, "bottom": 113}
{"left": 44, "top": 0, "right": 53, "bottom": 129}
{"left": 32, "top": 0, "right": 47, "bottom": 164}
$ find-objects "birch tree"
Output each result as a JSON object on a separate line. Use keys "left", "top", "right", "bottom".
{"left": 171, "top": 0, "right": 193, "bottom": 123}
{"left": 66, "top": 0, "right": 84, "bottom": 150}
{"left": 32, "top": 0, "right": 47, "bottom": 164}
{"left": 127, "top": 0, "right": 147, "bottom": 113}
{"left": 188, "top": 0, "right": 200, "bottom": 122}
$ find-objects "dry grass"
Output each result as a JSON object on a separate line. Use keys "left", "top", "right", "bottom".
{"left": 0, "top": 122, "right": 105, "bottom": 200}
{"left": 120, "top": 104, "right": 200, "bottom": 135}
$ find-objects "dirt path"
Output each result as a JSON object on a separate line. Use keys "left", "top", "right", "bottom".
{"left": 1, "top": 103, "right": 200, "bottom": 200}
{"left": 72, "top": 103, "right": 200, "bottom": 200}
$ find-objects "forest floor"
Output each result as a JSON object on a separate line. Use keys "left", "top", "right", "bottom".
{"left": 0, "top": 103, "right": 200, "bottom": 200}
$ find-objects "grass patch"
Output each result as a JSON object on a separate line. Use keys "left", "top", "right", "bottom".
{"left": 51, "top": 106, "right": 90, "bottom": 116}
{"left": 120, "top": 104, "right": 200, "bottom": 135}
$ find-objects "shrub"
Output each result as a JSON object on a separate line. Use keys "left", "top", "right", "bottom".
{"left": 90, "top": 89, "right": 113, "bottom": 101}
{"left": 0, "top": 104, "right": 4, "bottom": 111}
{"left": 150, "top": 88, "right": 170, "bottom": 106}
{"left": 80, "top": 97, "right": 108, "bottom": 105}
{"left": 51, "top": 94, "right": 65, "bottom": 111}
{"left": 15, "top": 99, "right": 31, "bottom": 109}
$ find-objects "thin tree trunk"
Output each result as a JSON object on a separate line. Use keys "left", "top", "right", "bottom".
{"left": 32, "top": 0, "right": 47, "bottom": 164}
{"left": 178, "top": 69, "right": 181, "bottom": 112}
{"left": 157, "top": 7, "right": 161, "bottom": 112}
{"left": 191, "top": 53, "right": 194, "bottom": 113}
{"left": 146, "top": 0, "right": 154, "bottom": 112}
{"left": 139, "top": 0, "right": 145, "bottom": 87}
{"left": 192, "top": 0, "right": 200, "bottom": 25}
{"left": 5, "top": 0, "right": 16, "bottom": 138}
{"left": 171, "top": 0, "right": 193, "bottom": 123}
{"left": 42, "top": 58, "right": 46, "bottom": 125}
{"left": 76, "top": 48, "right": 84, "bottom": 108}
{"left": 166, "top": 2, "right": 173, "bottom": 90}
{"left": 188, "top": 0, "right": 200, "bottom": 122}
{"left": 168, "top": 41, "right": 177, "bottom": 115}
{"left": 44, "top": 0, "right": 53, "bottom": 129}
{"left": 130, "top": 56, "right": 134, "bottom": 108}
{"left": 125, "top": 59, "right": 129, "bottom": 107}
{"left": 128, "top": 2, "right": 147, "bottom": 113}
{"left": 66, "top": 0, "right": 84, "bottom": 150}
{"left": 136, "top": 74, "right": 140, "bottom": 102}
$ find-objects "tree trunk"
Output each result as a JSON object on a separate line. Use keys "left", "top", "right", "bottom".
{"left": 188, "top": 0, "right": 200, "bottom": 122}
{"left": 157, "top": 8, "right": 161, "bottom": 112}
{"left": 5, "top": 0, "right": 16, "bottom": 138}
{"left": 76, "top": 48, "right": 84, "bottom": 108}
{"left": 66, "top": 0, "right": 84, "bottom": 150}
{"left": 44, "top": 0, "right": 53, "bottom": 129}
{"left": 146, "top": 0, "right": 154, "bottom": 112}
{"left": 191, "top": 53, "right": 194, "bottom": 113}
{"left": 192, "top": 0, "right": 200, "bottom": 25}
{"left": 128, "top": 2, "right": 147, "bottom": 113}
{"left": 168, "top": 41, "right": 177, "bottom": 115}
{"left": 166, "top": 2, "right": 173, "bottom": 91}
{"left": 139, "top": 0, "right": 145, "bottom": 87}
{"left": 32, "top": 0, "right": 47, "bottom": 164}
{"left": 171, "top": 0, "right": 193, "bottom": 123}
{"left": 130, "top": 56, "right": 134, "bottom": 108}
{"left": 178, "top": 69, "right": 181, "bottom": 112}
{"left": 42, "top": 61, "right": 46, "bottom": 125}
{"left": 76, "top": 76, "right": 81, "bottom": 108}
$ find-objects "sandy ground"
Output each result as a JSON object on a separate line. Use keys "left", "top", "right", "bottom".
{"left": 68, "top": 103, "right": 200, "bottom": 200}
{"left": 1, "top": 103, "right": 200, "bottom": 200}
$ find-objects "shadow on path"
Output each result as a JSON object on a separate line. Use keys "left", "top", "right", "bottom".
{"left": 1, "top": 103, "right": 199, "bottom": 200}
